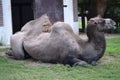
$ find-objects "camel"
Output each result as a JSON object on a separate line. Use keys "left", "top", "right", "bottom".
{"left": 6, "top": 15, "right": 116, "bottom": 67}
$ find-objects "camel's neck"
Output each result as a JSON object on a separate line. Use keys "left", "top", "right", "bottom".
{"left": 86, "top": 24, "right": 106, "bottom": 47}
{"left": 82, "top": 25, "right": 106, "bottom": 63}
{"left": 87, "top": 30, "right": 106, "bottom": 50}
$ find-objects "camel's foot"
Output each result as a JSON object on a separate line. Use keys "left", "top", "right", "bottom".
{"left": 5, "top": 49, "right": 26, "bottom": 60}
{"left": 73, "top": 61, "right": 88, "bottom": 67}
{"left": 63, "top": 55, "right": 88, "bottom": 67}
{"left": 91, "top": 61, "right": 98, "bottom": 66}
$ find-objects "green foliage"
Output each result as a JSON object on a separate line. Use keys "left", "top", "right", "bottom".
{"left": 78, "top": 0, "right": 89, "bottom": 14}
{"left": 78, "top": 0, "right": 83, "bottom": 3}
{"left": 109, "top": 0, "right": 120, "bottom": 4}
{"left": 0, "top": 38, "right": 120, "bottom": 80}
{"left": 78, "top": 0, "right": 89, "bottom": 3}
{"left": 105, "top": 0, "right": 120, "bottom": 33}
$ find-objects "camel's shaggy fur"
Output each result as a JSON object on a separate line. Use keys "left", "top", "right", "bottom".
{"left": 6, "top": 15, "right": 116, "bottom": 67}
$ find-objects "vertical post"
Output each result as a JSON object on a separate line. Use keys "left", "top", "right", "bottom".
{"left": 63, "top": 0, "right": 78, "bottom": 34}
{"left": 0, "top": 0, "right": 13, "bottom": 45}
{"left": 81, "top": 4, "right": 85, "bottom": 32}
{"left": 0, "top": 0, "right": 3, "bottom": 26}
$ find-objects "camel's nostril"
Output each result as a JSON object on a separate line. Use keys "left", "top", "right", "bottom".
{"left": 94, "top": 22, "right": 97, "bottom": 25}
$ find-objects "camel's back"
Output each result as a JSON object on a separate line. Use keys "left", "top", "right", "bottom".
{"left": 23, "top": 22, "right": 82, "bottom": 63}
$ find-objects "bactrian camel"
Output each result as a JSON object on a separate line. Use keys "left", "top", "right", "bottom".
{"left": 6, "top": 14, "right": 116, "bottom": 67}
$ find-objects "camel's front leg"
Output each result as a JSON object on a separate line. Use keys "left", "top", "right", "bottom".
{"left": 62, "top": 55, "right": 88, "bottom": 67}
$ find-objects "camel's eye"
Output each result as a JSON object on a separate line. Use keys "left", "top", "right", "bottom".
{"left": 98, "top": 19, "right": 105, "bottom": 24}
{"left": 92, "top": 20, "right": 97, "bottom": 25}
{"left": 88, "top": 20, "right": 97, "bottom": 25}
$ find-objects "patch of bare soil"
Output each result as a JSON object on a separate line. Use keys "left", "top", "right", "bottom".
{"left": 0, "top": 50, "right": 53, "bottom": 67}
{"left": 1, "top": 47, "right": 52, "bottom": 67}
{"left": 2, "top": 51, "right": 120, "bottom": 67}
{"left": 99, "top": 55, "right": 120, "bottom": 65}
{"left": 5, "top": 54, "right": 53, "bottom": 67}
{"left": 105, "top": 34, "right": 120, "bottom": 39}
{"left": 24, "top": 59, "right": 53, "bottom": 67}
{"left": 79, "top": 33, "right": 120, "bottom": 39}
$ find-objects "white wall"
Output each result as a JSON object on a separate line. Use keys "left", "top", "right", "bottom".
{"left": 0, "top": 0, "right": 12, "bottom": 45}
{"left": 63, "top": 0, "right": 79, "bottom": 34}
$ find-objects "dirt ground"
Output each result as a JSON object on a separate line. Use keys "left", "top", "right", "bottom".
{"left": 79, "top": 33, "right": 120, "bottom": 40}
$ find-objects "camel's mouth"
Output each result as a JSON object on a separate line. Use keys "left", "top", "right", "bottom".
{"left": 104, "top": 19, "right": 116, "bottom": 30}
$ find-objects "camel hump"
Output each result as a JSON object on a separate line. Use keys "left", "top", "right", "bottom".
{"left": 51, "top": 22, "right": 74, "bottom": 33}
{"left": 21, "top": 14, "right": 52, "bottom": 33}
{"left": 22, "top": 14, "right": 52, "bottom": 39}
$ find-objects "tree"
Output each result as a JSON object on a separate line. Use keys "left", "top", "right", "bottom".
{"left": 88, "top": 0, "right": 107, "bottom": 19}
{"left": 97, "top": 0, "right": 107, "bottom": 17}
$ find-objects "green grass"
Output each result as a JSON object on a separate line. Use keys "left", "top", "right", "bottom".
{"left": 0, "top": 38, "right": 120, "bottom": 80}
{"left": 105, "top": 38, "right": 120, "bottom": 56}
{"left": 78, "top": 21, "right": 87, "bottom": 29}
{"left": 0, "top": 42, "right": 3, "bottom": 46}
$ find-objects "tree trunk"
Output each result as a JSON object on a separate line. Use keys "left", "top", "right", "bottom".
{"left": 88, "top": 0, "right": 107, "bottom": 19}
{"left": 88, "top": 0, "right": 97, "bottom": 19}
{"left": 33, "top": 0, "right": 64, "bottom": 24}
{"left": 97, "top": 0, "right": 107, "bottom": 17}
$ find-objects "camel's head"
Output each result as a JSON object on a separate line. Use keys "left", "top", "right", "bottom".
{"left": 88, "top": 17, "right": 116, "bottom": 31}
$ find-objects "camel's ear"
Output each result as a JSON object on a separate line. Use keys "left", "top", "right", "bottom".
{"left": 88, "top": 16, "right": 103, "bottom": 25}
{"left": 88, "top": 19, "right": 97, "bottom": 25}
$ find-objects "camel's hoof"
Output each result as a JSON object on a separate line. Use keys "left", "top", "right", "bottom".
{"left": 74, "top": 61, "right": 88, "bottom": 67}
{"left": 6, "top": 50, "right": 13, "bottom": 56}
{"left": 91, "top": 61, "right": 98, "bottom": 66}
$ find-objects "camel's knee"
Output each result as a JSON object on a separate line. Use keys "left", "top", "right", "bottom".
{"left": 10, "top": 32, "right": 26, "bottom": 60}
{"left": 6, "top": 49, "right": 25, "bottom": 60}
{"left": 63, "top": 55, "right": 88, "bottom": 67}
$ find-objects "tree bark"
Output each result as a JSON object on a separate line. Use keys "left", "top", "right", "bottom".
{"left": 97, "top": 0, "right": 107, "bottom": 17}
{"left": 88, "top": 0, "right": 107, "bottom": 19}
{"left": 88, "top": 0, "right": 97, "bottom": 19}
